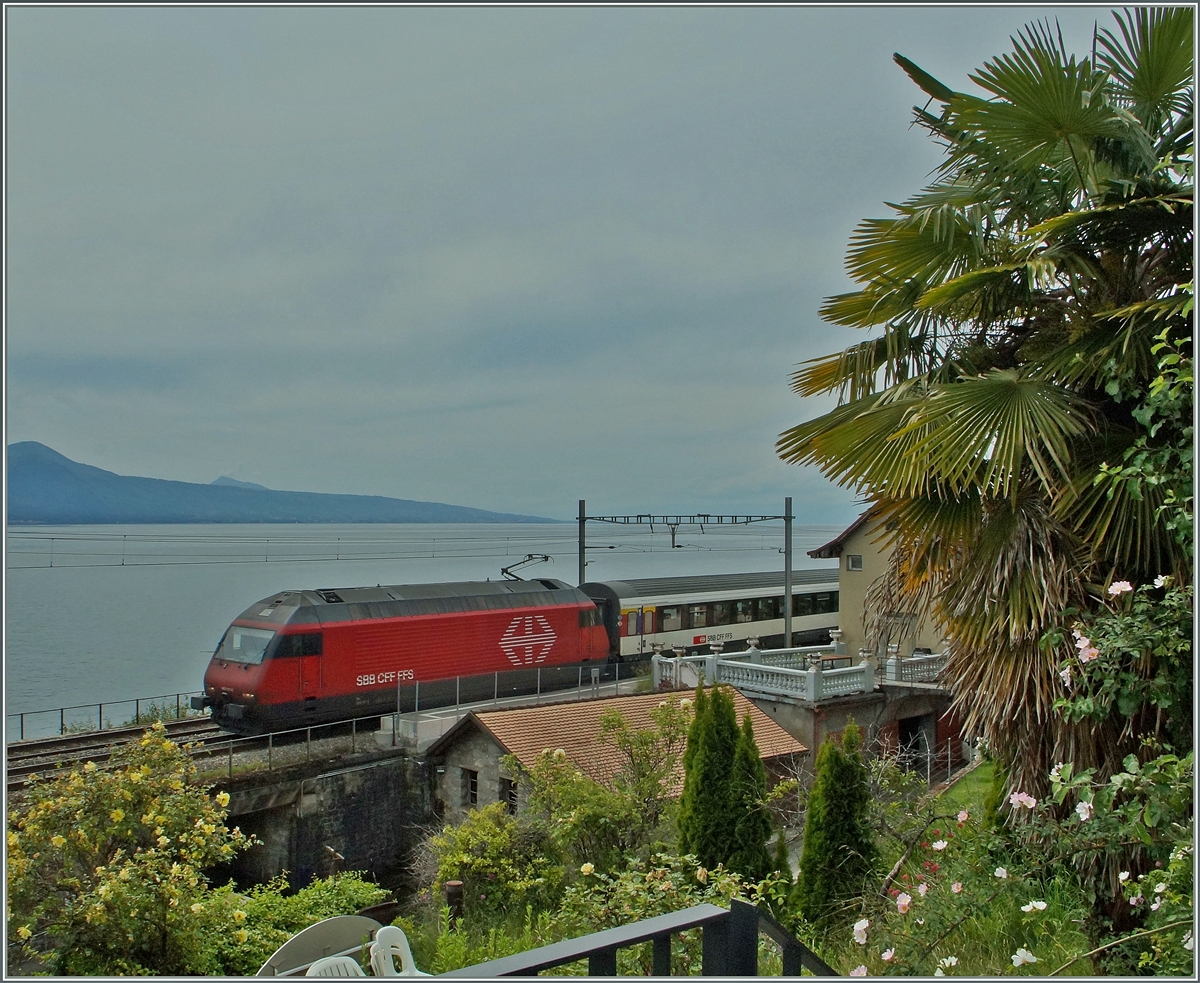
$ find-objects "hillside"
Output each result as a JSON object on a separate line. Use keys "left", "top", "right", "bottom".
{"left": 5, "top": 442, "right": 556, "bottom": 524}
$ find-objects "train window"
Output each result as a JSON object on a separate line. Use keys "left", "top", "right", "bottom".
{"left": 755, "top": 597, "right": 783, "bottom": 621}
{"left": 793, "top": 593, "right": 814, "bottom": 617}
{"left": 461, "top": 769, "right": 478, "bottom": 808}
{"left": 643, "top": 609, "right": 655, "bottom": 633}
{"left": 578, "top": 608, "right": 599, "bottom": 629}
{"left": 627, "top": 612, "right": 640, "bottom": 636}
{"left": 814, "top": 592, "right": 835, "bottom": 614}
{"left": 272, "top": 633, "right": 323, "bottom": 658}
{"left": 709, "top": 602, "right": 732, "bottom": 627}
{"left": 734, "top": 600, "right": 755, "bottom": 623}
{"left": 499, "top": 778, "right": 518, "bottom": 815}
{"left": 687, "top": 604, "right": 707, "bottom": 629}
{"left": 215, "top": 626, "right": 275, "bottom": 665}
{"left": 659, "top": 606, "right": 682, "bottom": 632}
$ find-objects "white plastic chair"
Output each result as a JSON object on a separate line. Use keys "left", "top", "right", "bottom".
{"left": 369, "top": 925, "right": 430, "bottom": 977}
{"left": 305, "top": 955, "right": 367, "bottom": 977}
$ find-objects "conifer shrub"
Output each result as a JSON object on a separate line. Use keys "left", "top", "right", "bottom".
{"left": 792, "top": 719, "right": 878, "bottom": 926}
{"left": 727, "top": 714, "right": 774, "bottom": 883}
{"left": 677, "top": 686, "right": 738, "bottom": 868}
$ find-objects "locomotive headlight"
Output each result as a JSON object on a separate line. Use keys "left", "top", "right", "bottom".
{"left": 242, "top": 693, "right": 256, "bottom": 703}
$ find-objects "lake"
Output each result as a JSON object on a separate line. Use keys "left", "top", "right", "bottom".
{"left": 4, "top": 521, "right": 842, "bottom": 715}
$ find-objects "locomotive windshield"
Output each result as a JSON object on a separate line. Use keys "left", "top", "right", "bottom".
{"left": 215, "top": 626, "right": 275, "bottom": 665}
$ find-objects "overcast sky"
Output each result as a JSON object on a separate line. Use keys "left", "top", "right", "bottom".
{"left": 6, "top": 5, "right": 1112, "bottom": 523}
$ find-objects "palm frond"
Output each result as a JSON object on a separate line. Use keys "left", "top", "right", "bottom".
{"left": 1098, "top": 7, "right": 1194, "bottom": 133}
{"left": 894, "top": 370, "right": 1093, "bottom": 499}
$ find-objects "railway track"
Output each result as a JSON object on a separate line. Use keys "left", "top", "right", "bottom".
{"left": 6, "top": 717, "right": 230, "bottom": 791}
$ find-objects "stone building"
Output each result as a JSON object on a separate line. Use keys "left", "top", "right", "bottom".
{"left": 423, "top": 689, "right": 807, "bottom": 823}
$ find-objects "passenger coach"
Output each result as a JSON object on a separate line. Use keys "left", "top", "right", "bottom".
{"left": 581, "top": 569, "right": 839, "bottom": 657}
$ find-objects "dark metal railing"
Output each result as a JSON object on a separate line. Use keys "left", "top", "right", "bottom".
{"left": 7, "top": 691, "right": 206, "bottom": 742}
{"left": 437, "top": 899, "right": 837, "bottom": 977}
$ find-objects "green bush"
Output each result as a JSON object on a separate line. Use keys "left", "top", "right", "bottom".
{"left": 677, "top": 686, "right": 739, "bottom": 868}
{"left": 428, "top": 801, "right": 564, "bottom": 923}
{"left": 727, "top": 714, "right": 773, "bottom": 883}
{"left": 6, "top": 722, "right": 255, "bottom": 975}
{"left": 792, "top": 719, "right": 878, "bottom": 927}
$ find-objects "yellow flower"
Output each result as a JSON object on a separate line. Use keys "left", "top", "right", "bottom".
{"left": 7, "top": 832, "right": 18, "bottom": 849}
{"left": 83, "top": 761, "right": 97, "bottom": 772}
{"left": 119, "top": 868, "right": 131, "bottom": 880}
{"left": 111, "top": 809, "right": 125, "bottom": 823}
{"left": 17, "top": 926, "right": 32, "bottom": 940}
{"left": 157, "top": 835, "right": 171, "bottom": 847}
{"left": 50, "top": 835, "right": 66, "bottom": 848}
{"left": 232, "top": 909, "right": 247, "bottom": 923}
{"left": 234, "top": 928, "right": 249, "bottom": 944}
{"left": 215, "top": 791, "right": 231, "bottom": 808}
{"left": 128, "top": 771, "right": 143, "bottom": 784}
{"left": 695, "top": 867, "right": 708, "bottom": 884}
{"left": 580, "top": 863, "right": 595, "bottom": 876}
{"left": 191, "top": 903, "right": 204, "bottom": 913}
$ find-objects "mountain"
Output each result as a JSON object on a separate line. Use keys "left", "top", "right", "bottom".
{"left": 210, "top": 475, "right": 271, "bottom": 491}
{"left": 6, "top": 442, "right": 557, "bottom": 524}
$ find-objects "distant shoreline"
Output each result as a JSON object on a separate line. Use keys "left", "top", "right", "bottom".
{"left": 7, "top": 441, "right": 559, "bottom": 525}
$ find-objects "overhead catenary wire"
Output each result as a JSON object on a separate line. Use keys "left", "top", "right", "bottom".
{"left": 6, "top": 523, "right": 841, "bottom": 571}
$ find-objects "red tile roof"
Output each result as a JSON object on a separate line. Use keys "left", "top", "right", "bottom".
{"left": 460, "top": 688, "right": 807, "bottom": 792}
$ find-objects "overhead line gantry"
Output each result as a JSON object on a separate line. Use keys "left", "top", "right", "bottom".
{"left": 577, "top": 498, "right": 799, "bottom": 646}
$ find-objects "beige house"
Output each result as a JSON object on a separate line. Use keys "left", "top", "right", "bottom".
{"left": 808, "top": 510, "right": 945, "bottom": 661}
{"left": 424, "top": 689, "right": 807, "bottom": 824}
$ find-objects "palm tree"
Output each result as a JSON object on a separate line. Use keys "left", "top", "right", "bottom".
{"left": 778, "top": 9, "right": 1192, "bottom": 798}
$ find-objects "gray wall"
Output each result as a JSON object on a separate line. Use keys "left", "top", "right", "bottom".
{"left": 223, "top": 755, "right": 434, "bottom": 892}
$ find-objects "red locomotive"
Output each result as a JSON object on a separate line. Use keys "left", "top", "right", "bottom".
{"left": 194, "top": 577, "right": 610, "bottom": 734}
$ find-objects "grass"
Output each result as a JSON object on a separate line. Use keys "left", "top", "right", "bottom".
{"left": 936, "top": 759, "right": 993, "bottom": 814}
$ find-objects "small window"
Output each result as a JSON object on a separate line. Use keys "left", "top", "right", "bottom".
{"left": 734, "top": 600, "right": 756, "bottom": 624}
{"left": 754, "top": 597, "right": 782, "bottom": 621}
{"left": 272, "top": 632, "right": 323, "bottom": 658}
{"left": 687, "top": 604, "right": 707, "bottom": 629}
{"left": 461, "top": 769, "right": 478, "bottom": 808}
{"left": 578, "top": 607, "right": 598, "bottom": 629}
{"left": 499, "top": 778, "right": 518, "bottom": 815}
{"left": 626, "top": 611, "right": 640, "bottom": 636}
{"left": 846, "top": 554, "right": 864, "bottom": 571}
{"left": 659, "top": 606, "right": 682, "bottom": 632}
{"left": 710, "top": 602, "right": 732, "bottom": 626}
{"left": 793, "top": 593, "right": 814, "bottom": 617}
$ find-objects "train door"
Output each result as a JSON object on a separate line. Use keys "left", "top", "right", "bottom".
{"left": 300, "top": 650, "right": 321, "bottom": 709}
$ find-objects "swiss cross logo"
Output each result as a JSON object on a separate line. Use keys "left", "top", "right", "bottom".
{"left": 499, "top": 614, "right": 557, "bottom": 667}
{"left": 693, "top": 635, "right": 707, "bottom": 644}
